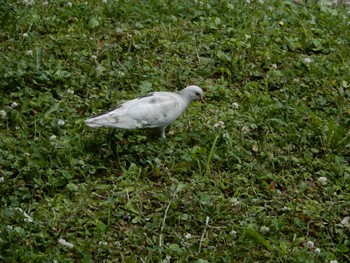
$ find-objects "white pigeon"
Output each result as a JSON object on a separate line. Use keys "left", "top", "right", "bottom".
{"left": 84, "top": 85, "right": 203, "bottom": 138}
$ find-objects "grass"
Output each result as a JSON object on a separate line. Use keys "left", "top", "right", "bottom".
{"left": 1, "top": 0, "right": 350, "bottom": 262}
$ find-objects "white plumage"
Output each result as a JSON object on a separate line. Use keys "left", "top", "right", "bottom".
{"left": 84, "top": 85, "right": 203, "bottom": 138}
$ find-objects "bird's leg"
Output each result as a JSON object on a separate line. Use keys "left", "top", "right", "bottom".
{"left": 160, "top": 126, "right": 167, "bottom": 139}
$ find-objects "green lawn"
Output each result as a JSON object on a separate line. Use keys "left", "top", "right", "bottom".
{"left": 1, "top": 0, "right": 350, "bottom": 262}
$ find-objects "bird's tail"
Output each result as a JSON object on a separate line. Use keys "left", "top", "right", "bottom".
{"left": 84, "top": 117, "right": 105, "bottom": 128}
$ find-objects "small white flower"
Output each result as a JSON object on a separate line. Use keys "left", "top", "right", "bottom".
{"left": 304, "top": 57, "right": 312, "bottom": 64}
{"left": 23, "top": 0, "right": 35, "bottom": 6}
{"left": 67, "top": 89, "right": 74, "bottom": 95}
{"left": 230, "top": 197, "right": 240, "bottom": 207}
{"left": 98, "top": 241, "right": 108, "bottom": 246}
{"left": 14, "top": 207, "right": 33, "bottom": 223}
{"left": 271, "top": 64, "right": 277, "bottom": 70}
{"left": 306, "top": 240, "right": 314, "bottom": 249}
{"left": 57, "top": 120, "right": 65, "bottom": 126}
{"left": 281, "top": 206, "right": 291, "bottom": 212}
{"left": 22, "top": 33, "right": 29, "bottom": 38}
{"left": 222, "top": 132, "right": 229, "bottom": 139}
{"left": 11, "top": 102, "right": 19, "bottom": 108}
{"left": 0, "top": 110, "right": 7, "bottom": 119}
{"left": 230, "top": 230, "right": 237, "bottom": 236}
{"left": 227, "top": 3, "right": 234, "bottom": 9}
{"left": 318, "top": 177, "right": 327, "bottom": 185}
{"left": 58, "top": 238, "right": 74, "bottom": 248}
{"left": 232, "top": 102, "right": 239, "bottom": 109}
{"left": 117, "top": 71, "right": 125, "bottom": 77}
{"left": 66, "top": 2, "right": 72, "bottom": 7}
{"left": 184, "top": 233, "right": 191, "bottom": 239}
{"left": 50, "top": 135, "right": 57, "bottom": 141}
{"left": 91, "top": 55, "right": 97, "bottom": 60}
{"left": 314, "top": 248, "right": 321, "bottom": 254}
{"left": 0, "top": 177, "right": 4, "bottom": 183}
{"left": 242, "top": 126, "right": 250, "bottom": 133}
{"left": 330, "top": 260, "right": 338, "bottom": 263}
{"left": 260, "top": 226, "right": 269, "bottom": 233}
{"left": 213, "top": 121, "right": 225, "bottom": 129}
{"left": 340, "top": 216, "right": 350, "bottom": 227}
{"left": 279, "top": 21, "right": 284, "bottom": 26}
{"left": 23, "top": 212, "right": 33, "bottom": 222}
{"left": 26, "top": 50, "right": 33, "bottom": 56}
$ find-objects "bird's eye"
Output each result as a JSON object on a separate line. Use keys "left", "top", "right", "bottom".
{"left": 195, "top": 92, "right": 200, "bottom": 96}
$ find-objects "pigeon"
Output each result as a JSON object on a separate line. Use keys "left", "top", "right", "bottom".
{"left": 84, "top": 85, "right": 203, "bottom": 138}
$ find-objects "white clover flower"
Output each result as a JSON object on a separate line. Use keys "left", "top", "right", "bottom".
{"left": 14, "top": 207, "right": 33, "bottom": 223}
{"left": 227, "top": 3, "right": 234, "bottom": 9}
{"left": 330, "top": 260, "right": 338, "bottom": 263}
{"left": 23, "top": 0, "right": 35, "bottom": 6}
{"left": 232, "top": 102, "right": 239, "bottom": 109}
{"left": 117, "top": 71, "right": 125, "bottom": 77}
{"left": 260, "top": 226, "right": 270, "bottom": 233}
{"left": 91, "top": 55, "right": 97, "bottom": 60}
{"left": 271, "top": 64, "right": 277, "bottom": 70}
{"left": 184, "top": 233, "right": 191, "bottom": 239}
{"left": 281, "top": 206, "right": 291, "bottom": 212}
{"left": 11, "top": 102, "right": 19, "bottom": 108}
{"left": 67, "top": 89, "right": 74, "bottom": 95}
{"left": 67, "top": 2, "right": 72, "bottom": 7}
{"left": 314, "top": 248, "right": 321, "bottom": 254}
{"left": 58, "top": 238, "right": 74, "bottom": 248}
{"left": 306, "top": 241, "right": 315, "bottom": 249}
{"left": 0, "top": 177, "right": 4, "bottom": 183}
{"left": 340, "top": 216, "right": 350, "bottom": 227}
{"left": 304, "top": 57, "right": 312, "bottom": 64}
{"left": 50, "top": 135, "right": 57, "bottom": 141}
{"left": 230, "top": 230, "right": 237, "bottom": 236}
{"left": 230, "top": 197, "right": 240, "bottom": 207}
{"left": 22, "top": 33, "right": 29, "bottom": 38}
{"left": 0, "top": 110, "right": 7, "bottom": 119}
{"left": 57, "top": 120, "right": 65, "bottom": 126}
{"left": 26, "top": 50, "right": 33, "bottom": 56}
{"left": 213, "top": 121, "right": 225, "bottom": 129}
{"left": 242, "top": 126, "right": 250, "bottom": 133}
{"left": 318, "top": 177, "right": 327, "bottom": 185}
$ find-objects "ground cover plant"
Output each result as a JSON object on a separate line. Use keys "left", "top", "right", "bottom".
{"left": 1, "top": 0, "right": 350, "bottom": 262}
